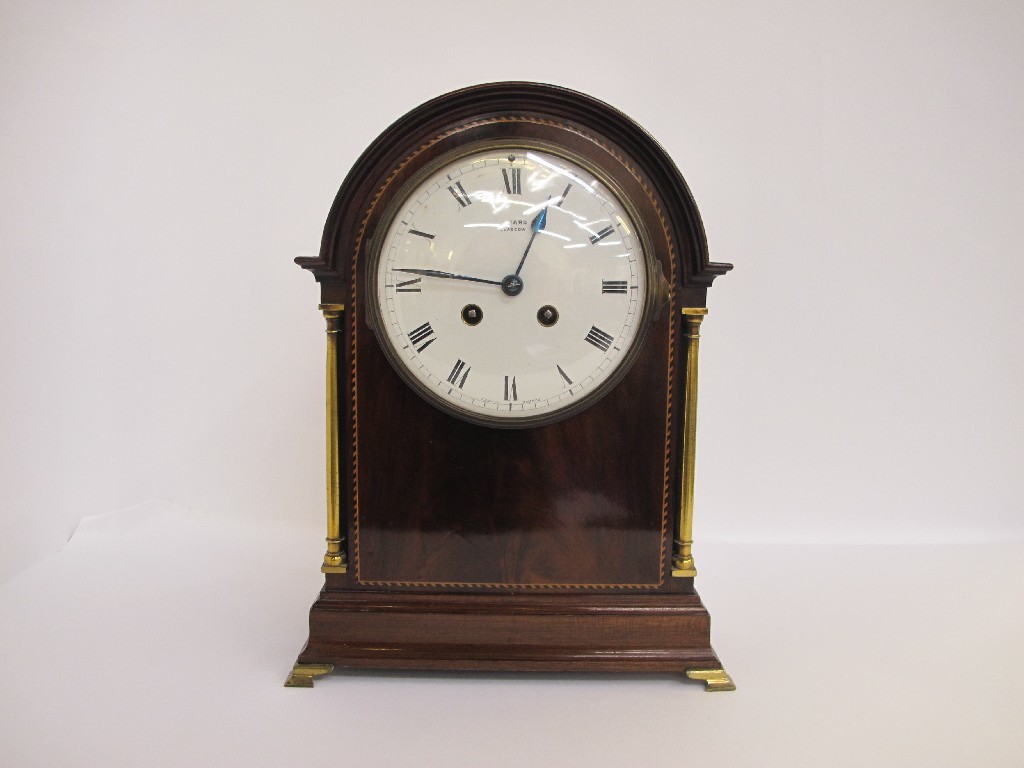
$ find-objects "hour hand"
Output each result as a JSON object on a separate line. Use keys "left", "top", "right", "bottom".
{"left": 394, "top": 268, "right": 501, "bottom": 286}
{"left": 514, "top": 196, "right": 551, "bottom": 277}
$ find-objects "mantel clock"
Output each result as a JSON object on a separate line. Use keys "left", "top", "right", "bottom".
{"left": 287, "top": 82, "right": 734, "bottom": 690}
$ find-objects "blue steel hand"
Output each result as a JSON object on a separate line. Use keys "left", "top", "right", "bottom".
{"left": 393, "top": 268, "right": 502, "bottom": 286}
{"left": 513, "top": 199, "right": 550, "bottom": 277}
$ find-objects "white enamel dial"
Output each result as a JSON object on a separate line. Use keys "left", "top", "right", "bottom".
{"left": 371, "top": 146, "right": 652, "bottom": 426}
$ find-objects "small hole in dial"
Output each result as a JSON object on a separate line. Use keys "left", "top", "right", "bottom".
{"left": 537, "top": 305, "right": 559, "bottom": 327}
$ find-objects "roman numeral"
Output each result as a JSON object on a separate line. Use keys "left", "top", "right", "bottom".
{"left": 408, "top": 321, "right": 436, "bottom": 352}
{"left": 502, "top": 168, "right": 522, "bottom": 195}
{"left": 408, "top": 229, "right": 434, "bottom": 239}
{"left": 504, "top": 375, "right": 518, "bottom": 401}
{"left": 584, "top": 325, "right": 614, "bottom": 352}
{"left": 557, "top": 365, "right": 573, "bottom": 385}
{"left": 602, "top": 279, "right": 628, "bottom": 294}
{"left": 447, "top": 359, "right": 470, "bottom": 388}
{"left": 448, "top": 182, "right": 472, "bottom": 207}
{"left": 589, "top": 225, "right": 615, "bottom": 244}
{"left": 396, "top": 278, "right": 422, "bottom": 293}
{"left": 556, "top": 183, "right": 572, "bottom": 206}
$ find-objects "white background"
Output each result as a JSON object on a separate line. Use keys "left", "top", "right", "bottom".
{"left": 3, "top": 0, "right": 1023, "bottom": 577}
{"left": 1, "top": 1, "right": 1022, "bottom": 765}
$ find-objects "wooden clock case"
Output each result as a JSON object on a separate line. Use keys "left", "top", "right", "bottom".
{"left": 289, "top": 82, "right": 733, "bottom": 689}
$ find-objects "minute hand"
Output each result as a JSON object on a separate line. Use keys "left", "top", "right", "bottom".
{"left": 394, "top": 268, "right": 502, "bottom": 286}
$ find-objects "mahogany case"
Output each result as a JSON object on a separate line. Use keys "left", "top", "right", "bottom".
{"left": 292, "top": 82, "right": 732, "bottom": 683}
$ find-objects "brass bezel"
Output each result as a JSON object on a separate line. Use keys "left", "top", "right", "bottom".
{"left": 365, "top": 137, "right": 662, "bottom": 429}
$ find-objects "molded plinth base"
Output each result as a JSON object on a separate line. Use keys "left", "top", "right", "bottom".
{"left": 290, "top": 589, "right": 731, "bottom": 689}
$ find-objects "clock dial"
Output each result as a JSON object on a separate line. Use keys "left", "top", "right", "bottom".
{"left": 371, "top": 146, "right": 652, "bottom": 426}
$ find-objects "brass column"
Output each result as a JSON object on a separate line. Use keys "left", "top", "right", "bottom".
{"left": 319, "top": 303, "right": 347, "bottom": 574}
{"left": 672, "top": 307, "right": 708, "bottom": 577}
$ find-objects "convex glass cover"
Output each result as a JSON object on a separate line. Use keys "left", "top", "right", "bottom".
{"left": 370, "top": 145, "right": 654, "bottom": 426}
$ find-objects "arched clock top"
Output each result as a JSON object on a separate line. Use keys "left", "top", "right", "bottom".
{"left": 296, "top": 81, "right": 732, "bottom": 297}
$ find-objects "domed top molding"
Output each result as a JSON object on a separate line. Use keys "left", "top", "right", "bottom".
{"left": 297, "top": 81, "right": 731, "bottom": 292}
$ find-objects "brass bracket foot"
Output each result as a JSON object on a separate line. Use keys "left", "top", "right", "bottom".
{"left": 284, "top": 663, "right": 335, "bottom": 688}
{"left": 686, "top": 668, "right": 736, "bottom": 692}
